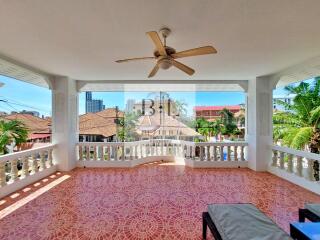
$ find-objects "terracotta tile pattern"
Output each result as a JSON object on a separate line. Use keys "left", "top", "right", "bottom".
{"left": 0, "top": 164, "right": 320, "bottom": 240}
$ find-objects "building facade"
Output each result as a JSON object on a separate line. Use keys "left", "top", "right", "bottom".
{"left": 85, "top": 91, "right": 105, "bottom": 113}
{"left": 125, "top": 99, "right": 136, "bottom": 113}
{"left": 194, "top": 105, "right": 241, "bottom": 121}
{"left": 273, "top": 94, "right": 295, "bottom": 111}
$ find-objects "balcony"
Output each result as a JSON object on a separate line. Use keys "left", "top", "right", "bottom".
{"left": 0, "top": 139, "right": 319, "bottom": 239}
{"left": 0, "top": 1, "right": 320, "bottom": 239}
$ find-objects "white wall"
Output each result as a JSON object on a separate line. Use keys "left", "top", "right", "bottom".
{"left": 246, "top": 77, "right": 276, "bottom": 171}
{"left": 51, "top": 77, "right": 79, "bottom": 171}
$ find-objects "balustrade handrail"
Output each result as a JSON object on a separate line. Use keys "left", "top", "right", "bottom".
{"left": 0, "top": 144, "right": 56, "bottom": 163}
{"left": 78, "top": 140, "right": 248, "bottom": 147}
{"left": 195, "top": 141, "right": 248, "bottom": 147}
{"left": 271, "top": 145, "right": 320, "bottom": 161}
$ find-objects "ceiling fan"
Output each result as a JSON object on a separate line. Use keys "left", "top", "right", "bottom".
{"left": 115, "top": 28, "right": 217, "bottom": 78}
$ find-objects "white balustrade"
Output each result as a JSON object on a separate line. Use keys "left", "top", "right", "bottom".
{"left": 271, "top": 145, "right": 320, "bottom": 182}
{"left": 0, "top": 144, "right": 56, "bottom": 188}
{"left": 194, "top": 142, "right": 248, "bottom": 162}
{"left": 77, "top": 140, "right": 248, "bottom": 164}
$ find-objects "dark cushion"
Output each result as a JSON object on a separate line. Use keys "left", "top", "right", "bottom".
{"left": 305, "top": 203, "right": 320, "bottom": 217}
{"left": 208, "top": 203, "right": 292, "bottom": 240}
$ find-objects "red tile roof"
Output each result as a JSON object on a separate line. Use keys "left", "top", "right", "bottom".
{"left": 194, "top": 105, "right": 241, "bottom": 111}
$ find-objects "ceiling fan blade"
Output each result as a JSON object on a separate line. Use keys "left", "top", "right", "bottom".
{"left": 146, "top": 31, "right": 167, "bottom": 56}
{"left": 115, "top": 57, "right": 155, "bottom": 63}
{"left": 171, "top": 60, "right": 195, "bottom": 76}
{"left": 171, "top": 46, "right": 217, "bottom": 59}
{"left": 148, "top": 63, "right": 160, "bottom": 78}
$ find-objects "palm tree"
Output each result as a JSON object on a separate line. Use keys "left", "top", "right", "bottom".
{"left": 273, "top": 78, "right": 320, "bottom": 153}
{"left": 174, "top": 100, "right": 188, "bottom": 117}
{"left": 0, "top": 120, "right": 28, "bottom": 154}
{"left": 209, "top": 119, "right": 223, "bottom": 140}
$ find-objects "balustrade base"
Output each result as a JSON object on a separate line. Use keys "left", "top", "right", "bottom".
{"left": 268, "top": 165, "right": 320, "bottom": 195}
{"left": 0, "top": 165, "right": 57, "bottom": 199}
{"left": 77, "top": 156, "right": 248, "bottom": 169}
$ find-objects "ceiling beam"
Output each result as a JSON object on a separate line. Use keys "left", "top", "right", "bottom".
{"left": 76, "top": 80, "right": 248, "bottom": 92}
{"left": 0, "top": 53, "right": 52, "bottom": 88}
{"left": 267, "top": 55, "right": 320, "bottom": 88}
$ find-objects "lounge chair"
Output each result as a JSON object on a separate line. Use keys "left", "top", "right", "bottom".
{"left": 202, "top": 203, "right": 292, "bottom": 240}
{"left": 299, "top": 203, "right": 320, "bottom": 222}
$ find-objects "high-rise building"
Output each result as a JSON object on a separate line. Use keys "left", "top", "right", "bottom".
{"left": 125, "top": 99, "right": 135, "bottom": 113}
{"left": 85, "top": 91, "right": 105, "bottom": 113}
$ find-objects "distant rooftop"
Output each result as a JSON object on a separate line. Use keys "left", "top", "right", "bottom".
{"left": 194, "top": 105, "right": 241, "bottom": 111}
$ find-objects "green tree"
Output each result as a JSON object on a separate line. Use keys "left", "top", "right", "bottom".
{"left": 219, "top": 108, "right": 238, "bottom": 136}
{"left": 273, "top": 78, "right": 320, "bottom": 153}
{"left": 0, "top": 120, "right": 28, "bottom": 154}
{"left": 209, "top": 119, "right": 223, "bottom": 139}
{"left": 117, "top": 112, "right": 139, "bottom": 142}
{"left": 194, "top": 118, "right": 210, "bottom": 141}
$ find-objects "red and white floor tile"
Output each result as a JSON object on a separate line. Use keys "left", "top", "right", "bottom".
{"left": 0, "top": 163, "right": 319, "bottom": 239}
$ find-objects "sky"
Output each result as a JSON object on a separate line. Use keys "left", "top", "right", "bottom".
{"left": 0, "top": 75, "right": 316, "bottom": 117}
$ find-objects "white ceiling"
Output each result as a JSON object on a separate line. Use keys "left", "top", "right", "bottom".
{"left": 0, "top": 0, "right": 320, "bottom": 82}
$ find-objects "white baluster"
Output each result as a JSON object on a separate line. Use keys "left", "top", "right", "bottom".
{"left": 122, "top": 145, "right": 125, "bottom": 160}
{"left": 93, "top": 146, "right": 97, "bottom": 161}
{"left": 272, "top": 150, "right": 278, "bottom": 167}
{"left": 48, "top": 149, "right": 53, "bottom": 166}
{"left": 166, "top": 142, "right": 169, "bottom": 155}
{"left": 99, "top": 146, "right": 104, "bottom": 161}
{"left": 227, "top": 146, "right": 231, "bottom": 161}
{"left": 31, "top": 154, "right": 38, "bottom": 174}
{"left": 240, "top": 146, "right": 245, "bottom": 161}
{"left": 296, "top": 156, "right": 303, "bottom": 177}
{"left": 213, "top": 146, "right": 217, "bottom": 161}
{"left": 10, "top": 159, "right": 19, "bottom": 182}
{"left": 108, "top": 145, "right": 111, "bottom": 161}
{"left": 199, "top": 146, "right": 203, "bottom": 161}
{"left": 79, "top": 146, "right": 83, "bottom": 161}
{"left": 234, "top": 146, "right": 238, "bottom": 161}
{"left": 206, "top": 146, "right": 210, "bottom": 161}
{"left": 279, "top": 152, "right": 285, "bottom": 169}
{"left": 39, "top": 151, "right": 46, "bottom": 171}
{"left": 0, "top": 162, "right": 7, "bottom": 186}
{"left": 160, "top": 141, "right": 164, "bottom": 156}
{"left": 86, "top": 146, "right": 90, "bottom": 161}
{"left": 287, "top": 154, "right": 293, "bottom": 173}
{"left": 220, "top": 146, "right": 224, "bottom": 161}
{"left": 134, "top": 145, "right": 138, "bottom": 159}
{"left": 21, "top": 156, "right": 29, "bottom": 178}
{"left": 130, "top": 146, "right": 133, "bottom": 160}
{"left": 150, "top": 142, "right": 154, "bottom": 156}
{"left": 306, "top": 159, "right": 315, "bottom": 181}
{"left": 192, "top": 146, "right": 196, "bottom": 160}
{"left": 186, "top": 145, "right": 190, "bottom": 159}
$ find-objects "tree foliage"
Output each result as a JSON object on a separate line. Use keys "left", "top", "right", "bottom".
{"left": 273, "top": 78, "right": 320, "bottom": 153}
{"left": 0, "top": 120, "right": 28, "bottom": 154}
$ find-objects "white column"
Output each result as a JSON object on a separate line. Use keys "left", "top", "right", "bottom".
{"left": 246, "top": 76, "right": 277, "bottom": 171}
{"left": 51, "top": 76, "right": 79, "bottom": 171}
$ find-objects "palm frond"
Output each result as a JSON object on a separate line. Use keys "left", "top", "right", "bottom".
{"left": 310, "top": 106, "right": 320, "bottom": 128}
{"left": 285, "top": 127, "right": 313, "bottom": 150}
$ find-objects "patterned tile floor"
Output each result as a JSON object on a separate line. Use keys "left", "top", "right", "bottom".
{"left": 0, "top": 163, "right": 320, "bottom": 240}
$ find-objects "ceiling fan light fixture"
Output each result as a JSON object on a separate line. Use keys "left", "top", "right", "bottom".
{"left": 158, "top": 58, "right": 172, "bottom": 69}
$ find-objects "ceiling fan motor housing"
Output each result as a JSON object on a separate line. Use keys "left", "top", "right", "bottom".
{"left": 153, "top": 46, "right": 176, "bottom": 58}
